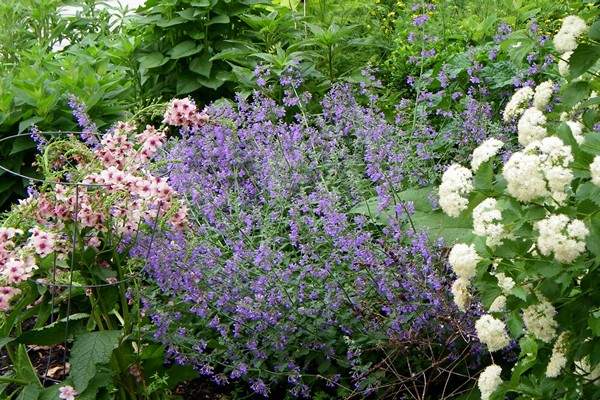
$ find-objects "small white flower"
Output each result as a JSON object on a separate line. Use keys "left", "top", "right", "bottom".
{"left": 471, "top": 138, "right": 504, "bottom": 172}
{"left": 489, "top": 295, "right": 506, "bottom": 313}
{"left": 558, "top": 51, "right": 573, "bottom": 77}
{"left": 565, "top": 120, "right": 585, "bottom": 144}
{"left": 451, "top": 277, "right": 471, "bottom": 312}
{"left": 493, "top": 272, "right": 515, "bottom": 294}
{"left": 535, "top": 214, "right": 588, "bottom": 263}
{"left": 533, "top": 81, "right": 555, "bottom": 111}
{"left": 522, "top": 293, "right": 558, "bottom": 343}
{"left": 518, "top": 107, "right": 548, "bottom": 146}
{"left": 448, "top": 243, "right": 480, "bottom": 279}
{"left": 475, "top": 314, "right": 511, "bottom": 352}
{"left": 554, "top": 15, "right": 588, "bottom": 54}
{"left": 472, "top": 198, "right": 507, "bottom": 248}
{"left": 478, "top": 364, "right": 503, "bottom": 400}
{"left": 504, "top": 86, "right": 534, "bottom": 121}
{"left": 546, "top": 332, "right": 569, "bottom": 378}
{"left": 590, "top": 156, "right": 600, "bottom": 187}
{"left": 439, "top": 164, "right": 473, "bottom": 218}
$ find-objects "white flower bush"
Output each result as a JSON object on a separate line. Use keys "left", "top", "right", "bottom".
{"left": 438, "top": 14, "right": 600, "bottom": 400}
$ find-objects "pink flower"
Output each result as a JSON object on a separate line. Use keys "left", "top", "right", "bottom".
{"left": 0, "top": 286, "right": 21, "bottom": 311}
{"left": 58, "top": 385, "right": 78, "bottom": 400}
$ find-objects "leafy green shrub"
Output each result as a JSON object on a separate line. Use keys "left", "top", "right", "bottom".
{"left": 438, "top": 14, "right": 600, "bottom": 400}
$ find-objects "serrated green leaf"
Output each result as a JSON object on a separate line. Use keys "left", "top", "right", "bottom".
{"left": 577, "top": 181, "right": 600, "bottom": 207}
{"left": 16, "top": 313, "right": 88, "bottom": 345}
{"left": 569, "top": 44, "right": 600, "bottom": 78}
{"left": 562, "top": 80, "right": 590, "bottom": 108}
{"left": 71, "top": 331, "right": 121, "bottom": 394}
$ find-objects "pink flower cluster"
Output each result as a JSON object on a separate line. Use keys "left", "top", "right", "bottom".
{"left": 0, "top": 114, "right": 188, "bottom": 311}
{"left": 163, "top": 98, "right": 210, "bottom": 127}
{"left": 0, "top": 227, "right": 57, "bottom": 310}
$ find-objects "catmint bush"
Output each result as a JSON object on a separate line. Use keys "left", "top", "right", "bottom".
{"left": 438, "top": 16, "right": 600, "bottom": 400}
{"left": 133, "top": 86, "right": 485, "bottom": 398}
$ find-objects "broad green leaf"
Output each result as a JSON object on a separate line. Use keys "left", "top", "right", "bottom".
{"left": 169, "top": 41, "right": 203, "bottom": 59}
{"left": 190, "top": 54, "right": 213, "bottom": 78}
{"left": 408, "top": 210, "right": 474, "bottom": 244}
{"left": 562, "top": 80, "right": 589, "bottom": 108}
{"left": 70, "top": 331, "right": 121, "bottom": 394}
{"left": 589, "top": 20, "right": 600, "bottom": 42}
{"left": 17, "top": 117, "right": 45, "bottom": 134}
{"left": 15, "top": 313, "right": 88, "bottom": 345}
{"left": 9, "top": 136, "right": 36, "bottom": 155}
{"left": 576, "top": 181, "right": 600, "bottom": 208}
{"left": 206, "top": 15, "right": 230, "bottom": 25}
{"left": 569, "top": 44, "right": 600, "bottom": 79}
{"left": 139, "top": 53, "right": 169, "bottom": 69}
{"left": 156, "top": 16, "right": 187, "bottom": 27}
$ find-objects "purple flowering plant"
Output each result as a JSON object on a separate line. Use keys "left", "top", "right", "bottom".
{"left": 131, "top": 78, "right": 488, "bottom": 398}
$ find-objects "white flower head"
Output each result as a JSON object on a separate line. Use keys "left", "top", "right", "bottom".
{"left": 503, "top": 137, "right": 573, "bottom": 204}
{"left": 522, "top": 293, "right": 558, "bottom": 343}
{"left": 575, "top": 357, "right": 600, "bottom": 385}
{"left": 558, "top": 51, "right": 573, "bottom": 77}
{"left": 439, "top": 164, "right": 473, "bottom": 217}
{"left": 546, "top": 332, "right": 569, "bottom": 378}
{"left": 590, "top": 156, "right": 600, "bottom": 187}
{"left": 566, "top": 120, "right": 585, "bottom": 144}
{"left": 471, "top": 138, "right": 504, "bottom": 172}
{"left": 478, "top": 364, "right": 503, "bottom": 400}
{"left": 518, "top": 107, "right": 548, "bottom": 146}
{"left": 475, "top": 314, "right": 511, "bottom": 352}
{"left": 493, "top": 272, "right": 516, "bottom": 295}
{"left": 554, "top": 15, "right": 588, "bottom": 54}
{"left": 489, "top": 295, "right": 506, "bottom": 313}
{"left": 535, "top": 214, "right": 588, "bottom": 263}
{"left": 451, "top": 277, "right": 471, "bottom": 312}
{"left": 472, "top": 198, "right": 507, "bottom": 247}
{"left": 533, "top": 81, "right": 555, "bottom": 111}
{"left": 448, "top": 243, "right": 480, "bottom": 279}
{"left": 504, "top": 86, "right": 534, "bottom": 121}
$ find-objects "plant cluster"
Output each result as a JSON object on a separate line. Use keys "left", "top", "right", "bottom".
{"left": 0, "top": 98, "right": 191, "bottom": 399}
{"left": 130, "top": 84, "right": 488, "bottom": 399}
{"left": 438, "top": 14, "right": 600, "bottom": 400}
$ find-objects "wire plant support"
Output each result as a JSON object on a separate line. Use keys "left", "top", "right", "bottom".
{"left": 0, "top": 130, "right": 168, "bottom": 394}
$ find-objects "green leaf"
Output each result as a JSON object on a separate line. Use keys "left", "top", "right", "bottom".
{"left": 562, "top": 80, "right": 590, "bottom": 108}
{"left": 206, "top": 15, "right": 230, "bottom": 25}
{"left": 189, "top": 54, "right": 213, "bottom": 78}
{"left": 70, "top": 331, "right": 121, "bottom": 394}
{"left": 15, "top": 314, "right": 88, "bottom": 345}
{"left": 18, "top": 116, "right": 45, "bottom": 134}
{"left": 589, "top": 20, "right": 600, "bottom": 42}
{"left": 576, "top": 181, "right": 600, "bottom": 208}
{"left": 588, "top": 312, "right": 600, "bottom": 336}
{"left": 569, "top": 44, "right": 600, "bottom": 78}
{"left": 169, "top": 41, "right": 203, "bottom": 59}
{"left": 139, "top": 53, "right": 169, "bottom": 69}
{"left": 9, "top": 136, "right": 37, "bottom": 155}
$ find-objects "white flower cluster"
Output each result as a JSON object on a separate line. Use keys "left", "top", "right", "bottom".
{"left": 475, "top": 314, "right": 511, "bottom": 352}
{"left": 493, "top": 272, "right": 516, "bottom": 294}
{"left": 478, "top": 364, "right": 503, "bottom": 400}
{"left": 448, "top": 243, "right": 480, "bottom": 311}
{"left": 471, "top": 138, "right": 504, "bottom": 171}
{"left": 546, "top": 332, "right": 569, "bottom": 378}
{"left": 473, "top": 198, "right": 508, "bottom": 248}
{"left": 489, "top": 295, "right": 506, "bottom": 313}
{"left": 532, "top": 81, "right": 555, "bottom": 111}
{"left": 575, "top": 357, "right": 600, "bottom": 385}
{"left": 535, "top": 214, "right": 589, "bottom": 263}
{"left": 439, "top": 164, "right": 473, "bottom": 217}
{"left": 590, "top": 156, "right": 600, "bottom": 187}
{"left": 554, "top": 15, "right": 588, "bottom": 54}
{"left": 503, "top": 86, "right": 534, "bottom": 121}
{"left": 558, "top": 51, "right": 573, "bottom": 78}
{"left": 517, "top": 108, "right": 547, "bottom": 146}
{"left": 565, "top": 120, "right": 585, "bottom": 145}
{"left": 522, "top": 293, "right": 558, "bottom": 343}
{"left": 503, "top": 137, "right": 574, "bottom": 204}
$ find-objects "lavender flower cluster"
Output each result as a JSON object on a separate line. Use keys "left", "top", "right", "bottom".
{"left": 133, "top": 85, "right": 484, "bottom": 398}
